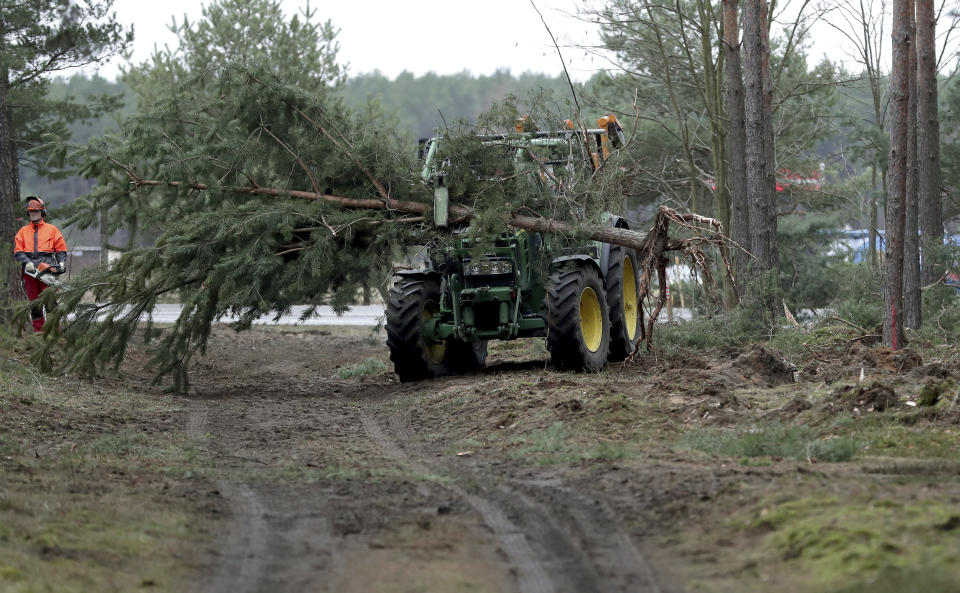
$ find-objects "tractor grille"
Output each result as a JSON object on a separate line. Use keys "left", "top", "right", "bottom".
{"left": 464, "top": 275, "right": 515, "bottom": 288}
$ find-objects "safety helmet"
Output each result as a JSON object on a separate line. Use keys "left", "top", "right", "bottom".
{"left": 25, "top": 196, "right": 46, "bottom": 218}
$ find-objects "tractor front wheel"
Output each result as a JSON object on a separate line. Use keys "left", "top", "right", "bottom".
{"left": 386, "top": 277, "right": 450, "bottom": 382}
{"left": 446, "top": 339, "right": 488, "bottom": 373}
{"left": 546, "top": 264, "right": 611, "bottom": 372}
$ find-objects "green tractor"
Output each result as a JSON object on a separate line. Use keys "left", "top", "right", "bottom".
{"left": 386, "top": 116, "right": 641, "bottom": 381}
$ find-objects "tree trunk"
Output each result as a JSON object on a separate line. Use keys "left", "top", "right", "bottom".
{"left": 741, "top": 0, "right": 779, "bottom": 312}
{"left": 885, "top": 0, "right": 911, "bottom": 349}
{"left": 699, "top": 0, "right": 733, "bottom": 308}
{"left": 870, "top": 164, "right": 878, "bottom": 269}
{"left": 0, "top": 65, "right": 24, "bottom": 322}
{"left": 723, "top": 0, "right": 751, "bottom": 295}
{"left": 904, "top": 5, "right": 921, "bottom": 329}
{"left": 131, "top": 179, "right": 729, "bottom": 256}
{"left": 917, "top": 0, "right": 942, "bottom": 284}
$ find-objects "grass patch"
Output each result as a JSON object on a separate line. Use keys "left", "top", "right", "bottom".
{"left": 826, "top": 567, "right": 959, "bottom": 593}
{"left": 511, "top": 421, "right": 568, "bottom": 460}
{"left": 683, "top": 424, "right": 863, "bottom": 462}
{"left": 0, "top": 367, "right": 212, "bottom": 592}
{"left": 860, "top": 424, "right": 960, "bottom": 458}
{"left": 336, "top": 357, "right": 388, "bottom": 379}
{"left": 581, "top": 440, "right": 633, "bottom": 461}
{"left": 508, "top": 422, "right": 636, "bottom": 464}
{"left": 655, "top": 309, "right": 766, "bottom": 354}
{"left": 821, "top": 413, "right": 960, "bottom": 459}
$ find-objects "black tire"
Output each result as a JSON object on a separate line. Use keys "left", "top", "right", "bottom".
{"left": 546, "top": 264, "right": 611, "bottom": 372}
{"left": 446, "top": 339, "right": 488, "bottom": 372}
{"left": 385, "top": 277, "right": 450, "bottom": 382}
{"left": 605, "top": 245, "right": 641, "bottom": 361}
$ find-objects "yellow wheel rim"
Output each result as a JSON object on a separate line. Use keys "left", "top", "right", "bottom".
{"left": 579, "top": 286, "right": 603, "bottom": 352}
{"left": 623, "top": 255, "right": 638, "bottom": 341}
{"left": 422, "top": 300, "right": 446, "bottom": 364}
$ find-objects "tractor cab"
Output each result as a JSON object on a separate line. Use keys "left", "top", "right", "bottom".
{"left": 418, "top": 115, "right": 625, "bottom": 229}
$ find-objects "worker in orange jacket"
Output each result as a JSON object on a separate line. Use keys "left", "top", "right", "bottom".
{"left": 13, "top": 197, "right": 67, "bottom": 332}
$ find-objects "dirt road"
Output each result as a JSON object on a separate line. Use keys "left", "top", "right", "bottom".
{"left": 5, "top": 325, "right": 960, "bottom": 592}
{"left": 175, "top": 328, "right": 679, "bottom": 593}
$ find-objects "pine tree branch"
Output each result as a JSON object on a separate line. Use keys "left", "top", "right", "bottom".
{"left": 256, "top": 119, "right": 337, "bottom": 235}
{"left": 243, "top": 72, "right": 393, "bottom": 205}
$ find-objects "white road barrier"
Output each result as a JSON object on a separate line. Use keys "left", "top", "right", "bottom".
{"left": 80, "top": 304, "right": 693, "bottom": 326}
{"left": 90, "top": 304, "right": 386, "bottom": 326}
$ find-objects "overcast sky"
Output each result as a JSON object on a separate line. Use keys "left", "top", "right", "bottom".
{"left": 88, "top": 0, "right": 942, "bottom": 84}
{"left": 95, "top": 0, "right": 606, "bottom": 81}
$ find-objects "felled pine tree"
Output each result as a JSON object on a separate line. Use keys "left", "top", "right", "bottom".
{"left": 33, "top": 55, "right": 657, "bottom": 390}
{"left": 28, "top": 1, "right": 723, "bottom": 391}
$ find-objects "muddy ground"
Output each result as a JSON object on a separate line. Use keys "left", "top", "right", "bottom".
{"left": 2, "top": 325, "right": 960, "bottom": 592}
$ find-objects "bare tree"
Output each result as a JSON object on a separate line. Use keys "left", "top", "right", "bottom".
{"left": 885, "top": 0, "right": 912, "bottom": 349}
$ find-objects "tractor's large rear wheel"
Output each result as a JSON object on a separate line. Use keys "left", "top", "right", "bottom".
{"left": 606, "top": 245, "right": 641, "bottom": 361}
{"left": 546, "top": 264, "right": 611, "bottom": 372}
{"left": 386, "top": 277, "right": 450, "bottom": 382}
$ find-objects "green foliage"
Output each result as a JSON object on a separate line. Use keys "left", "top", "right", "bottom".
{"left": 656, "top": 306, "right": 768, "bottom": 354}
{"left": 19, "top": 74, "right": 135, "bottom": 238}
{"left": 777, "top": 214, "right": 847, "bottom": 309}
{"left": 909, "top": 243, "right": 960, "bottom": 343}
{"left": 3, "top": 1, "right": 132, "bottom": 175}
{"left": 940, "top": 76, "right": 960, "bottom": 219}
{"left": 683, "top": 423, "right": 863, "bottom": 462}
{"left": 591, "top": 0, "right": 837, "bottom": 214}
{"left": 830, "top": 263, "right": 883, "bottom": 331}
{"left": 123, "top": 0, "right": 343, "bottom": 107}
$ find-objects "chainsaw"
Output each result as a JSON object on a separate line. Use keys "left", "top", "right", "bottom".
{"left": 25, "top": 262, "right": 64, "bottom": 287}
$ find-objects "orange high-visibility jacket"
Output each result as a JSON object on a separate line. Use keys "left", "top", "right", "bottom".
{"left": 14, "top": 220, "right": 67, "bottom": 268}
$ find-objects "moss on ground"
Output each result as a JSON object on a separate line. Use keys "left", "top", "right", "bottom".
{"left": 743, "top": 495, "right": 960, "bottom": 588}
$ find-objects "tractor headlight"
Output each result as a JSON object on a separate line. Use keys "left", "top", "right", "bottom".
{"left": 464, "top": 258, "right": 513, "bottom": 276}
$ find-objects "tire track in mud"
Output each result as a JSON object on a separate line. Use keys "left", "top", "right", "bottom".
{"left": 362, "top": 407, "right": 674, "bottom": 593}
{"left": 359, "top": 411, "right": 556, "bottom": 593}
{"left": 186, "top": 400, "right": 270, "bottom": 593}
{"left": 515, "top": 481, "right": 667, "bottom": 593}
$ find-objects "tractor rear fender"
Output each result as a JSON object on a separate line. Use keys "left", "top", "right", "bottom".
{"left": 393, "top": 269, "right": 442, "bottom": 281}
{"left": 551, "top": 255, "right": 602, "bottom": 276}
{"left": 599, "top": 216, "right": 631, "bottom": 274}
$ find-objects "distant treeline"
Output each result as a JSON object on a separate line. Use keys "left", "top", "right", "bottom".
{"left": 341, "top": 69, "right": 581, "bottom": 138}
